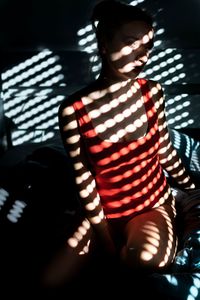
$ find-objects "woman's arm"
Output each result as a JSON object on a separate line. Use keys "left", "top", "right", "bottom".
{"left": 58, "top": 99, "right": 115, "bottom": 254}
{"left": 147, "top": 81, "right": 200, "bottom": 272}
{"left": 148, "top": 80, "right": 195, "bottom": 190}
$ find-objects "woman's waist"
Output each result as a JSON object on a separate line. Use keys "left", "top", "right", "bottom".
{"left": 103, "top": 183, "right": 173, "bottom": 220}
{"left": 95, "top": 156, "right": 163, "bottom": 191}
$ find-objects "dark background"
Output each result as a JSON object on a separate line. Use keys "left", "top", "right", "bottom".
{"left": 1, "top": 0, "right": 200, "bottom": 50}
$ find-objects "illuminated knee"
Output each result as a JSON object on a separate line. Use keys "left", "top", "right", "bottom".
{"left": 121, "top": 245, "right": 169, "bottom": 271}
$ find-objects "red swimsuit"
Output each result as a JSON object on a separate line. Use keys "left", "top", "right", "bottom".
{"left": 73, "top": 79, "right": 171, "bottom": 220}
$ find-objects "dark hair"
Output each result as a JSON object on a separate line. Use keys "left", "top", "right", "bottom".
{"left": 91, "top": 0, "right": 153, "bottom": 55}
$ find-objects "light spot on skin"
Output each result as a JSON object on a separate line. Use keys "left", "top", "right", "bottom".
{"left": 74, "top": 232, "right": 82, "bottom": 241}
{"left": 79, "top": 240, "right": 91, "bottom": 255}
{"left": 140, "top": 250, "right": 153, "bottom": 261}
{"left": 90, "top": 215, "right": 102, "bottom": 224}
{"left": 62, "top": 106, "right": 74, "bottom": 116}
{"left": 66, "top": 134, "right": 80, "bottom": 144}
{"left": 78, "top": 226, "right": 87, "bottom": 235}
{"left": 146, "top": 236, "right": 160, "bottom": 247}
{"left": 67, "top": 237, "right": 78, "bottom": 248}
{"left": 143, "top": 243, "right": 158, "bottom": 255}
{"left": 82, "top": 219, "right": 90, "bottom": 230}
{"left": 63, "top": 120, "right": 77, "bottom": 130}
{"left": 159, "top": 261, "right": 166, "bottom": 267}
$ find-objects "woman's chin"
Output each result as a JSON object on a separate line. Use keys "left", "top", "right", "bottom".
{"left": 124, "top": 68, "right": 143, "bottom": 79}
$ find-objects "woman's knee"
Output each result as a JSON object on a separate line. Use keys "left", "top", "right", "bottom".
{"left": 120, "top": 244, "right": 174, "bottom": 272}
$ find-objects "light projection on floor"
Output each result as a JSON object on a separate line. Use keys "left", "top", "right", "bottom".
{"left": 152, "top": 273, "right": 200, "bottom": 300}
{"left": 0, "top": 187, "right": 9, "bottom": 211}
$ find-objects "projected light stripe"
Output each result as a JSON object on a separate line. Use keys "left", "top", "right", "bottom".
{"left": 7, "top": 200, "right": 27, "bottom": 223}
{"left": 2, "top": 50, "right": 53, "bottom": 81}
{"left": 163, "top": 273, "right": 200, "bottom": 299}
{"left": 0, "top": 188, "right": 9, "bottom": 210}
{"left": 2, "top": 49, "right": 66, "bottom": 145}
{"left": 165, "top": 94, "right": 194, "bottom": 127}
{"left": 11, "top": 130, "right": 55, "bottom": 145}
{"left": 191, "top": 149, "right": 200, "bottom": 172}
{"left": 140, "top": 202, "right": 176, "bottom": 266}
{"left": 130, "top": 0, "right": 145, "bottom": 5}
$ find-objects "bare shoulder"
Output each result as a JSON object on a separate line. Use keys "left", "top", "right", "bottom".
{"left": 58, "top": 81, "right": 97, "bottom": 117}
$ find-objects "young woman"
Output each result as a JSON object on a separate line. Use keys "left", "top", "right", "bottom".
{"left": 42, "top": 0, "right": 196, "bottom": 287}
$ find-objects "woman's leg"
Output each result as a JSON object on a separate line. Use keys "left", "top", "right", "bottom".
{"left": 120, "top": 201, "right": 178, "bottom": 273}
{"left": 41, "top": 218, "right": 96, "bottom": 288}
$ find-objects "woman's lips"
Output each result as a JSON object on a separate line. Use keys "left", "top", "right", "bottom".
{"left": 133, "top": 60, "right": 143, "bottom": 67}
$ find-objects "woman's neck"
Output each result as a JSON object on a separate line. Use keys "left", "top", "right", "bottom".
{"left": 98, "top": 68, "right": 128, "bottom": 84}
{"left": 97, "top": 72, "right": 134, "bottom": 93}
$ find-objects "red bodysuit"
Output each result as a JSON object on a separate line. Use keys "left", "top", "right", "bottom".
{"left": 73, "top": 79, "right": 172, "bottom": 220}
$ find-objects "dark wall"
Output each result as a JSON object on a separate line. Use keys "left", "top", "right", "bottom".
{"left": 0, "top": 0, "right": 93, "bottom": 51}
{"left": 1, "top": 0, "right": 200, "bottom": 50}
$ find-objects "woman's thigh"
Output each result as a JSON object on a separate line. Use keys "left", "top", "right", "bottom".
{"left": 120, "top": 202, "right": 178, "bottom": 272}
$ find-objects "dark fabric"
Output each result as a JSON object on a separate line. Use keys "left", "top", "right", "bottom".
{"left": 172, "top": 187, "right": 200, "bottom": 245}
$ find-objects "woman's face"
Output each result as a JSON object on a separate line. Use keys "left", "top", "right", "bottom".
{"left": 103, "top": 20, "right": 154, "bottom": 80}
